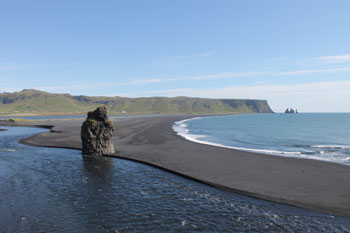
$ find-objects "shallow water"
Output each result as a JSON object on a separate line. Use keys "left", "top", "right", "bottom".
{"left": 174, "top": 113, "right": 350, "bottom": 165}
{"left": 1, "top": 126, "right": 350, "bottom": 232}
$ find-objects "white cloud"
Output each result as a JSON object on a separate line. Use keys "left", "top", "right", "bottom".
{"left": 277, "top": 67, "right": 350, "bottom": 75}
{"left": 147, "top": 88, "right": 193, "bottom": 94}
{"left": 148, "top": 51, "right": 214, "bottom": 68}
{"left": 0, "top": 87, "right": 23, "bottom": 93}
{"left": 192, "top": 51, "right": 215, "bottom": 57}
{"left": 0, "top": 83, "right": 108, "bottom": 94}
{"left": 36, "top": 83, "right": 108, "bottom": 93}
{"left": 107, "top": 88, "right": 194, "bottom": 97}
{"left": 193, "top": 72, "right": 262, "bottom": 80}
{"left": 0, "top": 64, "right": 21, "bottom": 72}
{"left": 125, "top": 67, "right": 350, "bottom": 85}
{"left": 127, "top": 72, "right": 262, "bottom": 85}
{"left": 317, "top": 55, "right": 350, "bottom": 64}
{"left": 126, "top": 77, "right": 186, "bottom": 85}
{"left": 127, "top": 65, "right": 350, "bottom": 86}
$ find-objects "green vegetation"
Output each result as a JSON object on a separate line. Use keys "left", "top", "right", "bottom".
{"left": 0, "top": 89, "right": 273, "bottom": 115}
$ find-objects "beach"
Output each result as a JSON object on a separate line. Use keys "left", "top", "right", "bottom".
{"left": 3, "top": 115, "right": 350, "bottom": 216}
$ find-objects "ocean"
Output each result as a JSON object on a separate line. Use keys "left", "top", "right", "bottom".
{"left": 173, "top": 113, "right": 350, "bottom": 165}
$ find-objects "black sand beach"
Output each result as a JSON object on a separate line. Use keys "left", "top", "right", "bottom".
{"left": 3, "top": 115, "right": 350, "bottom": 216}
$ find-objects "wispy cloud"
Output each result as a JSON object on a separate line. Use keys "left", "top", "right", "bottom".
{"left": 192, "top": 51, "right": 215, "bottom": 58}
{"left": 147, "top": 88, "right": 193, "bottom": 94}
{"left": 0, "top": 62, "right": 87, "bottom": 72}
{"left": 36, "top": 83, "right": 109, "bottom": 93}
{"left": 192, "top": 72, "right": 263, "bottom": 80}
{"left": 107, "top": 88, "right": 194, "bottom": 97}
{"left": 132, "top": 80, "right": 349, "bottom": 97}
{"left": 126, "top": 77, "right": 186, "bottom": 85}
{"left": 0, "top": 64, "right": 22, "bottom": 72}
{"left": 277, "top": 67, "right": 350, "bottom": 75}
{"left": 1, "top": 83, "right": 109, "bottom": 94}
{"left": 126, "top": 66, "right": 350, "bottom": 86}
{"left": 148, "top": 51, "right": 214, "bottom": 68}
{"left": 134, "top": 80, "right": 350, "bottom": 112}
{"left": 127, "top": 72, "right": 262, "bottom": 85}
{"left": 0, "top": 87, "right": 23, "bottom": 93}
{"left": 316, "top": 55, "right": 350, "bottom": 64}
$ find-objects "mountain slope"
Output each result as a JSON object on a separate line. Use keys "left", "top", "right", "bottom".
{"left": 0, "top": 89, "right": 273, "bottom": 115}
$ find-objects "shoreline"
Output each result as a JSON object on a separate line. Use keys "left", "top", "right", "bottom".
{"left": 2, "top": 114, "right": 350, "bottom": 216}
{"left": 173, "top": 115, "right": 350, "bottom": 166}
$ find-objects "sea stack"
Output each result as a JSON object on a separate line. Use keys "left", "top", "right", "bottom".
{"left": 81, "top": 105, "right": 115, "bottom": 156}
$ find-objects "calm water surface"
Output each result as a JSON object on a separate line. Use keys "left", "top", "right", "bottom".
{"left": 0, "top": 126, "right": 350, "bottom": 232}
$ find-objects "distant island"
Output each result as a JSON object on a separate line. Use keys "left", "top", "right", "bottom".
{"left": 285, "top": 108, "right": 298, "bottom": 114}
{"left": 0, "top": 89, "right": 274, "bottom": 116}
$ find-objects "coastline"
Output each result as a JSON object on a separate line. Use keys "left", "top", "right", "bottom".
{"left": 2, "top": 114, "right": 350, "bottom": 216}
{"left": 173, "top": 114, "right": 350, "bottom": 165}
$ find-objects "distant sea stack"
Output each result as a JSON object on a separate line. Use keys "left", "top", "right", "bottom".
{"left": 285, "top": 108, "right": 298, "bottom": 114}
{"left": 81, "top": 105, "right": 115, "bottom": 156}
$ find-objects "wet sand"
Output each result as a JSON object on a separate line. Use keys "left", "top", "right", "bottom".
{"left": 3, "top": 115, "right": 350, "bottom": 216}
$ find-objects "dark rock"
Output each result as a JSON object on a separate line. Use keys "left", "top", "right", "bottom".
{"left": 81, "top": 105, "right": 115, "bottom": 156}
{"left": 285, "top": 108, "right": 298, "bottom": 114}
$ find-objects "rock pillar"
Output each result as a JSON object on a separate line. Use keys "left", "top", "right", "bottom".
{"left": 81, "top": 105, "right": 115, "bottom": 156}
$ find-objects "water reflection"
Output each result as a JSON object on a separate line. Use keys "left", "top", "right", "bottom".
{"left": 82, "top": 156, "right": 115, "bottom": 178}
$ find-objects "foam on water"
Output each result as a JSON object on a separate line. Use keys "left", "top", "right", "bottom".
{"left": 311, "top": 145, "right": 350, "bottom": 149}
{"left": 0, "top": 149, "right": 16, "bottom": 152}
{"left": 173, "top": 118, "right": 303, "bottom": 156}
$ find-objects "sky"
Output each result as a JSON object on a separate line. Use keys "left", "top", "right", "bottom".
{"left": 0, "top": 0, "right": 350, "bottom": 112}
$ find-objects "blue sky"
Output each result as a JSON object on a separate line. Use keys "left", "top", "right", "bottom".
{"left": 1, "top": 0, "right": 350, "bottom": 112}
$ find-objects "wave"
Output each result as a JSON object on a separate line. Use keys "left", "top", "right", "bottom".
{"left": 291, "top": 144, "right": 350, "bottom": 150}
{"left": 173, "top": 119, "right": 303, "bottom": 156}
{"left": 0, "top": 149, "right": 16, "bottom": 152}
{"left": 172, "top": 118, "right": 350, "bottom": 165}
{"left": 311, "top": 145, "right": 350, "bottom": 149}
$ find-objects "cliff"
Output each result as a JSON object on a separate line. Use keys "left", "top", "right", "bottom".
{"left": 0, "top": 89, "right": 274, "bottom": 115}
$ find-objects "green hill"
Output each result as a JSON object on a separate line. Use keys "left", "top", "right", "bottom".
{"left": 0, "top": 89, "right": 273, "bottom": 115}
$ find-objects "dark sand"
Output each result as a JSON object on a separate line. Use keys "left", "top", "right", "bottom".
{"left": 3, "top": 115, "right": 350, "bottom": 216}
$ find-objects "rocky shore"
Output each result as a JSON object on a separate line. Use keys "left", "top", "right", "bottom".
{"left": 2, "top": 115, "right": 350, "bottom": 216}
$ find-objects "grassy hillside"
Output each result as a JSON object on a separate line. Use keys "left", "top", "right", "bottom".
{"left": 0, "top": 89, "right": 273, "bottom": 115}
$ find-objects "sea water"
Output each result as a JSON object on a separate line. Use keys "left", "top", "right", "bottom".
{"left": 173, "top": 113, "right": 350, "bottom": 165}
{"left": 1, "top": 126, "right": 350, "bottom": 232}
